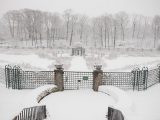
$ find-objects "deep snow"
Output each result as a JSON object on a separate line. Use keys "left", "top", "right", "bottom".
{"left": 41, "top": 89, "right": 115, "bottom": 120}
{"left": 69, "top": 56, "right": 89, "bottom": 71}
{"left": 0, "top": 51, "right": 160, "bottom": 120}
{"left": 1, "top": 83, "right": 160, "bottom": 120}
{"left": 102, "top": 56, "right": 160, "bottom": 72}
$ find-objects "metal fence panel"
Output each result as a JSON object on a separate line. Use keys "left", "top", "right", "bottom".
{"left": 4, "top": 65, "right": 160, "bottom": 90}
{"left": 20, "top": 71, "right": 55, "bottom": 89}
{"left": 102, "top": 72, "right": 134, "bottom": 90}
{"left": 147, "top": 68, "right": 159, "bottom": 88}
{"left": 5, "top": 65, "right": 55, "bottom": 89}
{"left": 63, "top": 71, "right": 93, "bottom": 90}
{"left": 13, "top": 105, "right": 46, "bottom": 120}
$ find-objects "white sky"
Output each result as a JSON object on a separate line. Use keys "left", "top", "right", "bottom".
{"left": 0, "top": 0, "right": 160, "bottom": 18}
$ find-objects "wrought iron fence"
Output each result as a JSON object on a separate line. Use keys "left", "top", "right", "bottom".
{"left": 63, "top": 71, "right": 93, "bottom": 90}
{"left": 4, "top": 65, "right": 160, "bottom": 90}
{"left": 5, "top": 65, "right": 55, "bottom": 89}
{"left": 102, "top": 72, "right": 134, "bottom": 90}
{"left": 13, "top": 105, "right": 46, "bottom": 120}
{"left": 20, "top": 71, "right": 55, "bottom": 89}
{"left": 147, "top": 67, "right": 160, "bottom": 88}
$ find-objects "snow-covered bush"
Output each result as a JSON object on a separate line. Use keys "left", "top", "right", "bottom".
{"left": 31, "top": 85, "right": 59, "bottom": 103}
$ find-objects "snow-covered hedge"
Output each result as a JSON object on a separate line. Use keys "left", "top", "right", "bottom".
{"left": 98, "top": 85, "right": 134, "bottom": 119}
{"left": 31, "top": 85, "right": 59, "bottom": 103}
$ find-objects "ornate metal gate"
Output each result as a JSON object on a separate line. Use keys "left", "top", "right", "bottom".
{"left": 63, "top": 71, "right": 93, "bottom": 90}
{"left": 5, "top": 65, "right": 55, "bottom": 89}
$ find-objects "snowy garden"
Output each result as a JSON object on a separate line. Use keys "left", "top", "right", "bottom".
{"left": 0, "top": 0, "right": 160, "bottom": 119}
{"left": 0, "top": 48, "right": 160, "bottom": 120}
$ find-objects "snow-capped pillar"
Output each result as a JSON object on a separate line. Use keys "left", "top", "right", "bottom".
{"left": 54, "top": 65, "right": 64, "bottom": 91}
{"left": 93, "top": 65, "right": 103, "bottom": 91}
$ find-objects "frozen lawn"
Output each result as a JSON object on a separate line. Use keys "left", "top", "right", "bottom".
{"left": 69, "top": 56, "right": 89, "bottom": 71}
{"left": 0, "top": 84, "right": 31, "bottom": 120}
{"left": 0, "top": 83, "right": 160, "bottom": 120}
{"left": 102, "top": 56, "right": 160, "bottom": 72}
{"left": 128, "top": 84, "right": 160, "bottom": 120}
{"left": 0, "top": 53, "right": 54, "bottom": 70}
{"left": 41, "top": 90, "right": 115, "bottom": 120}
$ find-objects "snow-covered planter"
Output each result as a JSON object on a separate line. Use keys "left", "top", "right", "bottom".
{"left": 32, "top": 85, "right": 59, "bottom": 103}
{"left": 98, "top": 85, "right": 134, "bottom": 120}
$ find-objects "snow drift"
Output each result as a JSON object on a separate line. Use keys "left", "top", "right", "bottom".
{"left": 98, "top": 85, "right": 134, "bottom": 120}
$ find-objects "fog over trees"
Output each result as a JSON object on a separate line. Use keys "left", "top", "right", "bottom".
{"left": 0, "top": 9, "right": 160, "bottom": 49}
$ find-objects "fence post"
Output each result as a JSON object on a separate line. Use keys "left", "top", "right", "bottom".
{"left": 137, "top": 68, "right": 141, "bottom": 91}
{"left": 132, "top": 68, "right": 141, "bottom": 91}
{"left": 142, "top": 67, "right": 148, "bottom": 90}
{"left": 54, "top": 65, "right": 64, "bottom": 91}
{"left": 93, "top": 65, "right": 103, "bottom": 91}
{"left": 131, "top": 68, "right": 136, "bottom": 91}
{"left": 5, "top": 65, "right": 11, "bottom": 88}
{"left": 12, "top": 66, "right": 21, "bottom": 89}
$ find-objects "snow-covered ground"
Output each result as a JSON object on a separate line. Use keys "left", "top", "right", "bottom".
{"left": 102, "top": 56, "right": 160, "bottom": 72}
{"left": 0, "top": 49, "right": 160, "bottom": 120}
{"left": 0, "top": 49, "right": 160, "bottom": 72}
{"left": 1, "top": 83, "right": 160, "bottom": 120}
{"left": 69, "top": 56, "right": 89, "bottom": 71}
{"left": 0, "top": 53, "right": 54, "bottom": 70}
{"left": 0, "top": 83, "right": 31, "bottom": 120}
{"left": 41, "top": 90, "right": 115, "bottom": 120}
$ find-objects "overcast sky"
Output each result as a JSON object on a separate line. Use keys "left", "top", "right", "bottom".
{"left": 0, "top": 0, "right": 160, "bottom": 18}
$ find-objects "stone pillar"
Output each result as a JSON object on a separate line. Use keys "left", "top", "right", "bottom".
{"left": 93, "top": 65, "right": 103, "bottom": 91}
{"left": 54, "top": 65, "right": 64, "bottom": 91}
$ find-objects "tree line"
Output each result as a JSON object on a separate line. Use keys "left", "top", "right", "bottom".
{"left": 1, "top": 9, "right": 160, "bottom": 48}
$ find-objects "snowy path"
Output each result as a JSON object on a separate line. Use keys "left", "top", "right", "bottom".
{"left": 41, "top": 90, "right": 115, "bottom": 120}
{"left": 0, "top": 84, "right": 31, "bottom": 120}
{"left": 69, "top": 56, "right": 89, "bottom": 71}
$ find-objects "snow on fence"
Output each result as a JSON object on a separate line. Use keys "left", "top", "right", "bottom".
{"left": 3, "top": 65, "right": 160, "bottom": 90}
{"left": 102, "top": 72, "right": 134, "bottom": 90}
{"left": 13, "top": 105, "right": 46, "bottom": 120}
{"left": 5, "top": 65, "right": 55, "bottom": 89}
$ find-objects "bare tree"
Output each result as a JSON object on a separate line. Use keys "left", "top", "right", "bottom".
{"left": 116, "top": 12, "right": 129, "bottom": 41}
{"left": 4, "top": 10, "right": 17, "bottom": 38}
{"left": 131, "top": 15, "right": 138, "bottom": 40}
{"left": 78, "top": 15, "right": 88, "bottom": 41}
{"left": 113, "top": 18, "right": 118, "bottom": 48}
{"left": 69, "top": 14, "right": 78, "bottom": 46}
{"left": 152, "top": 15, "right": 160, "bottom": 48}
{"left": 63, "top": 9, "right": 72, "bottom": 41}
{"left": 102, "top": 14, "right": 112, "bottom": 49}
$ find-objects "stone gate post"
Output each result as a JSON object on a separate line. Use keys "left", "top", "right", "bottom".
{"left": 54, "top": 65, "right": 64, "bottom": 91}
{"left": 93, "top": 65, "right": 103, "bottom": 91}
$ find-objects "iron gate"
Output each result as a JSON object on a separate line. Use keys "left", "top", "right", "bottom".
{"left": 63, "top": 71, "right": 93, "bottom": 90}
{"left": 5, "top": 65, "right": 55, "bottom": 89}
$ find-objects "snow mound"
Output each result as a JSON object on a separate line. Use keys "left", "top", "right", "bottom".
{"left": 98, "top": 85, "right": 134, "bottom": 119}
{"left": 28, "top": 85, "right": 58, "bottom": 104}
